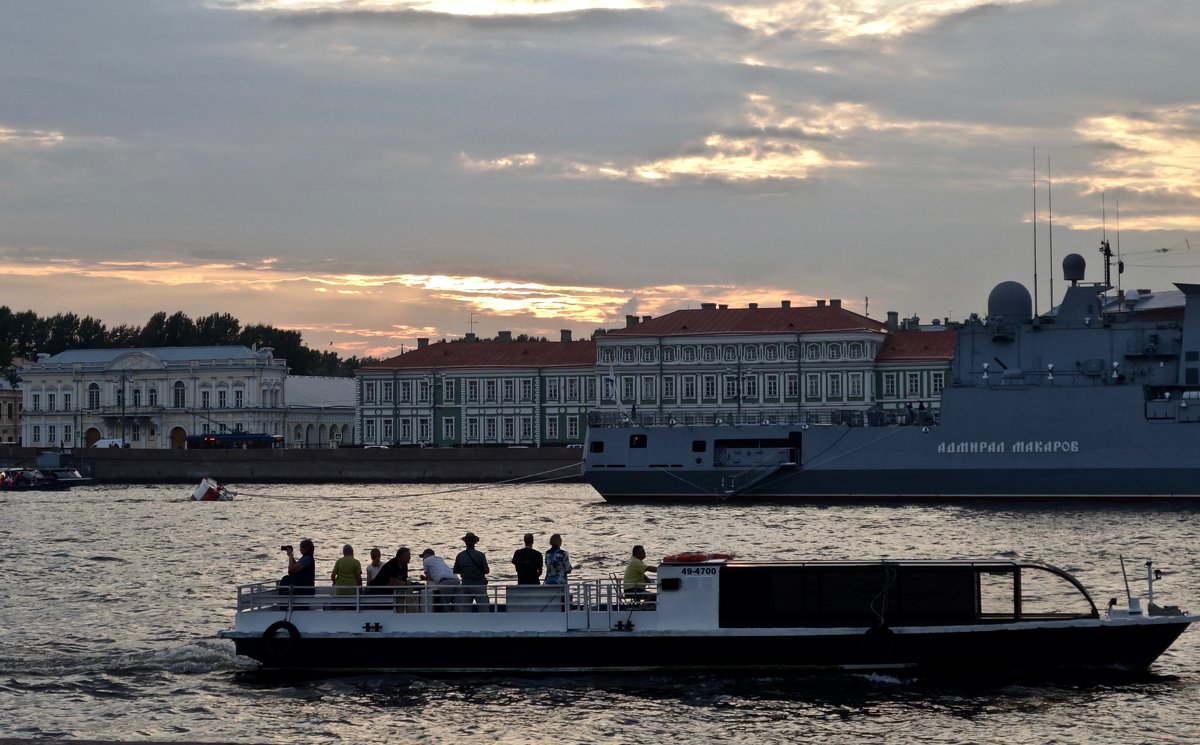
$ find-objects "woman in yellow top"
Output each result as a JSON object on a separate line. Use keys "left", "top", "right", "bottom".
{"left": 331, "top": 544, "right": 363, "bottom": 595}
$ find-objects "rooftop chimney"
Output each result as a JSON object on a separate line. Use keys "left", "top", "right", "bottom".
{"left": 886, "top": 311, "right": 899, "bottom": 331}
{"left": 700, "top": 303, "right": 717, "bottom": 310}
{"left": 817, "top": 299, "right": 826, "bottom": 307}
{"left": 417, "top": 338, "right": 429, "bottom": 349}
{"left": 465, "top": 332, "right": 476, "bottom": 342}
{"left": 625, "top": 314, "right": 639, "bottom": 327}
{"left": 718, "top": 304, "right": 729, "bottom": 310}
{"left": 748, "top": 303, "right": 758, "bottom": 310}
{"left": 642, "top": 315, "right": 652, "bottom": 323}
{"left": 830, "top": 298, "right": 842, "bottom": 309}
{"left": 560, "top": 329, "right": 572, "bottom": 343}
{"left": 498, "top": 330, "right": 513, "bottom": 342}
{"left": 781, "top": 300, "right": 791, "bottom": 308}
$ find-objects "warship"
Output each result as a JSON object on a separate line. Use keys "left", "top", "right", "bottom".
{"left": 583, "top": 253, "right": 1200, "bottom": 501}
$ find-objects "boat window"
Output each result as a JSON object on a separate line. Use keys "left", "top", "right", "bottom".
{"left": 589, "top": 441, "right": 604, "bottom": 453}
{"left": 629, "top": 434, "right": 648, "bottom": 448}
{"left": 691, "top": 440, "right": 707, "bottom": 453}
{"left": 1019, "top": 567, "right": 1095, "bottom": 618}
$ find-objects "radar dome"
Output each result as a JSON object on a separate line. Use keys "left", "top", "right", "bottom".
{"left": 987, "top": 281, "right": 1032, "bottom": 322}
{"left": 1063, "top": 253, "right": 1086, "bottom": 283}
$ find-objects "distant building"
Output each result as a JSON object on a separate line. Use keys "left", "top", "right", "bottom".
{"left": 356, "top": 331, "right": 595, "bottom": 447}
{"left": 284, "top": 375, "right": 356, "bottom": 448}
{"left": 18, "top": 346, "right": 288, "bottom": 448}
{"left": 592, "top": 300, "right": 894, "bottom": 424}
{"left": 0, "top": 376, "right": 19, "bottom": 445}
{"left": 874, "top": 326, "right": 957, "bottom": 419}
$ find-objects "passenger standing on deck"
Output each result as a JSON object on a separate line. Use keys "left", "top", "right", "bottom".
{"left": 365, "top": 548, "right": 383, "bottom": 584}
{"left": 278, "top": 539, "right": 316, "bottom": 595}
{"left": 511, "top": 533, "right": 543, "bottom": 585}
{"left": 543, "top": 533, "right": 572, "bottom": 585}
{"left": 331, "top": 544, "right": 363, "bottom": 596}
{"left": 421, "top": 548, "right": 461, "bottom": 612}
{"left": 453, "top": 532, "right": 490, "bottom": 612}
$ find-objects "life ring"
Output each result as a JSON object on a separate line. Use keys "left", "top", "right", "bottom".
{"left": 662, "top": 551, "right": 731, "bottom": 563}
{"left": 263, "top": 620, "right": 300, "bottom": 657}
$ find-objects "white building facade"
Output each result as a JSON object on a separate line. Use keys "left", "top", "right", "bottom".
{"left": 19, "top": 346, "right": 288, "bottom": 449}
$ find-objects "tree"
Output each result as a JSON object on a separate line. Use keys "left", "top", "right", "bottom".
{"left": 0, "top": 340, "right": 17, "bottom": 386}
{"left": 195, "top": 312, "right": 241, "bottom": 345}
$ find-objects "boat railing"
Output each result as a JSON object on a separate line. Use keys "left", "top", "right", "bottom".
{"left": 586, "top": 409, "right": 924, "bottom": 429}
{"left": 235, "top": 576, "right": 652, "bottom": 616}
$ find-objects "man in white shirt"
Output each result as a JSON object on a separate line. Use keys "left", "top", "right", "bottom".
{"left": 421, "top": 548, "right": 461, "bottom": 612}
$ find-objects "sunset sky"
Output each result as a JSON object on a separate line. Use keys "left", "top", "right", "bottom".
{"left": 4, "top": 0, "right": 1200, "bottom": 358}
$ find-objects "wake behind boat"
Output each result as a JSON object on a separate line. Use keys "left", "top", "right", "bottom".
{"left": 221, "top": 554, "right": 1194, "bottom": 677}
{"left": 584, "top": 254, "right": 1200, "bottom": 501}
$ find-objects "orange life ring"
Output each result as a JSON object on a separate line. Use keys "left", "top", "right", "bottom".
{"left": 662, "top": 551, "right": 730, "bottom": 563}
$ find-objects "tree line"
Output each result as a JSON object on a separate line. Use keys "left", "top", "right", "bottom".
{"left": 0, "top": 307, "right": 378, "bottom": 377}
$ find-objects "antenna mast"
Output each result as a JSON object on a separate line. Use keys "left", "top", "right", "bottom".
{"left": 1099, "top": 193, "right": 1113, "bottom": 296}
{"left": 1047, "top": 155, "right": 1054, "bottom": 311}
{"left": 1116, "top": 198, "right": 1122, "bottom": 299}
{"left": 1032, "top": 147, "right": 1039, "bottom": 317}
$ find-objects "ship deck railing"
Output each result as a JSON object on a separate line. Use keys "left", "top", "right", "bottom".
{"left": 587, "top": 409, "right": 934, "bottom": 429}
{"left": 234, "top": 577, "right": 657, "bottom": 615}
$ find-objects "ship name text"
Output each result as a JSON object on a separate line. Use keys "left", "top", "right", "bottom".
{"left": 937, "top": 440, "right": 1080, "bottom": 454}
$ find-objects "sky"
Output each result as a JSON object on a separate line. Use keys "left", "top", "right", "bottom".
{"left": 3, "top": 0, "right": 1200, "bottom": 359}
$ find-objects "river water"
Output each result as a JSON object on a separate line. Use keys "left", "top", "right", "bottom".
{"left": 2, "top": 482, "right": 1199, "bottom": 744}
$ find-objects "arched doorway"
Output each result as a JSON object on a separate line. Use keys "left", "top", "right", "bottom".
{"left": 169, "top": 427, "right": 188, "bottom": 449}
{"left": 84, "top": 427, "right": 103, "bottom": 447}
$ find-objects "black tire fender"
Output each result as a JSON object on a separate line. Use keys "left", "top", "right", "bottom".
{"left": 263, "top": 620, "right": 300, "bottom": 657}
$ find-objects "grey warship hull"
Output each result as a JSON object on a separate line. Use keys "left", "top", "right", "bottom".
{"left": 584, "top": 263, "right": 1200, "bottom": 502}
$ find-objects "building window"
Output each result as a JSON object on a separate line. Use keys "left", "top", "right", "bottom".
{"left": 806, "top": 344, "right": 821, "bottom": 360}
{"left": 520, "top": 416, "right": 533, "bottom": 440}
{"left": 723, "top": 375, "right": 738, "bottom": 400}
{"left": 621, "top": 377, "right": 635, "bottom": 401}
{"left": 234, "top": 389, "right": 244, "bottom": 408}
{"left": 883, "top": 373, "right": 897, "bottom": 398}
{"left": 567, "top": 415, "right": 580, "bottom": 439}
{"left": 503, "top": 417, "right": 515, "bottom": 441}
{"left": 622, "top": 348, "right": 635, "bottom": 364}
{"left": 485, "top": 380, "right": 497, "bottom": 403}
{"left": 381, "top": 381, "right": 393, "bottom": 403}
{"left": 63, "top": 424, "right": 72, "bottom": 445}
{"left": 503, "top": 379, "right": 515, "bottom": 402}
{"left": 641, "top": 376, "right": 656, "bottom": 401}
{"left": 828, "top": 345, "right": 841, "bottom": 360}
{"left": 547, "top": 379, "right": 560, "bottom": 401}
{"left": 806, "top": 373, "right": 821, "bottom": 400}
{"left": 586, "top": 377, "right": 597, "bottom": 402}
{"left": 444, "top": 379, "right": 456, "bottom": 401}
{"left": 723, "top": 346, "right": 737, "bottom": 363}
{"left": 849, "top": 343, "right": 863, "bottom": 359}
{"left": 907, "top": 373, "right": 921, "bottom": 396}
{"left": 31, "top": 393, "right": 40, "bottom": 412}
{"left": 130, "top": 423, "right": 140, "bottom": 442}
{"left": 401, "top": 419, "right": 413, "bottom": 442}
{"left": 32, "top": 425, "right": 40, "bottom": 444}
{"left": 682, "top": 375, "right": 696, "bottom": 401}
{"left": 383, "top": 419, "right": 394, "bottom": 442}
{"left": 663, "top": 347, "right": 676, "bottom": 363}
{"left": 48, "top": 425, "right": 57, "bottom": 444}
{"left": 786, "top": 345, "right": 798, "bottom": 361}
{"left": 546, "top": 417, "right": 559, "bottom": 440}
{"left": 601, "top": 348, "right": 617, "bottom": 364}
{"left": 485, "top": 418, "right": 497, "bottom": 441}
{"left": 683, "top": 347, "right": 697, "bottom": 363}
{"left": 566, "top": 378, "right": 579, "bottom": 401}
{"left": 641, "top": 347, "right": 655, "bottom": 364}
{"left": 743, "top": 375, "right": 758, "bottom": 399}
{"left": 146, "top": 388, "right": 156, "bottom": 407}
{"left": 520, "top": 379, "right": 533, "bottom": 402}
{"left": 703, "top": 346, "right": 717, "bottom": 363}
{"left": 932, "top": 372, "right": 945, "bottom": 394}
{"left": 418, "top": 418, "right": 431, "bottom": 443}
{"left": 743, "top": 346, "right": 758, "bottom": 362}
{"left": 786, "top": 374, "right": 799, "bottom": 399}
{"left": 365, "top": 419, "right": 376, "bottom": 442}
{"left": 201, "top": 390, "right": 211, "bottom": 409}
{"left": 764, "top": 345, "right": 779, "bottom": 361}
{"left": 173, "top": 381, "right": 185, "bottom": 408}
{"left": 64, "top": 392, "right": 73, "bottom": 410}
{"left": 419, "top": 380, "right": 431, "bottom": 403}
{"left": 442, "top": 417, "right": 455, "bottom": 440}
{"left": 48, "top": 392, "right": 57, "bottom": 411}
{"left": 129, "top": 389, "right": 139, "bottom": 407}
{"left": 467, "top": 417, "right": 480, "bottom": 441}
{"left": 466, "top": 380, "right": 479, "bottom": 403}
{"left": 765, "top": 374, "right": 779, "bottom": 400}
{"left": 400, "top": 381, "right": 412, "bottom": 403}
{"left": 364, "top": 381, "right": 376, "bottom": 403}
{"left": 849, "top": 372, "right": 864, "bottom": 398}
{"left": 828, "top": 374, "right": 843, "bottom": 399}
{"left": 662, "top": 376, "right": 676, "bottom": 400}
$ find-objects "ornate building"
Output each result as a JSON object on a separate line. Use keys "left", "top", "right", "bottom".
{"left": 18, "top": 346, "right": 288, "bottom": 448}
{"left": 356, "top": 332, "right": 596, "bottom": 447}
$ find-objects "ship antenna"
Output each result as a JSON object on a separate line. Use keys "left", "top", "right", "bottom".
{"left": 1099, "top": 193, "right": 1113, "bottom": 299}
{"left": 1116, "top": 198, "right": 1122, "bottom": 299}
{"left": 1119, "top": 554, "right": 1132, "bottom": 605}
{"left": 1047, "top": 155, "right": 1053, "bottom": 310}
{"left": 1032, "top": 147, "right": 1039, "bottom": 317}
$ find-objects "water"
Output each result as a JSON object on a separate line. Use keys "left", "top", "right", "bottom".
{"left": 2, "top": 483, "right": 1199, "bottom": 743}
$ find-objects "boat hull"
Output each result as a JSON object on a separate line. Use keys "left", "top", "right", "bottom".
{"left": 227, "top": 618, "right": 1191, "bottom": 676}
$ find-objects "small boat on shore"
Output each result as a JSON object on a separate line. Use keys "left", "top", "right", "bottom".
{"left": 191, "top": 477, "right": 234, "bottom": 501}
{"left": 220, "top": 554, "right": 1195, "bottom": 677}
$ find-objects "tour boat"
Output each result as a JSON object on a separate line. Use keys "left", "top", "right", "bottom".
{"left": 220, "top": 554, "right": 1195, "bottom": 676}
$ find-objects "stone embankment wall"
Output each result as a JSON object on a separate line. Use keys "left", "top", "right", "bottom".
{"left": 0, "top": 446, "right": 584, "bottom": 484}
